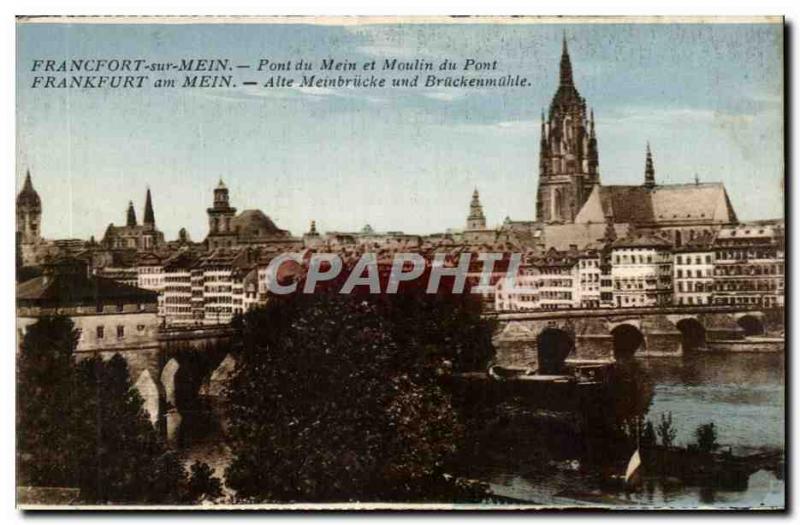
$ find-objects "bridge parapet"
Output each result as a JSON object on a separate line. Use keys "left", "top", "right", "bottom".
{"left": 491, "top": 306, "right": 783, "bottom": 367}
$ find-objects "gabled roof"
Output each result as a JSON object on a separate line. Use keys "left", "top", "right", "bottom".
{"left": 17, "top": 273, "right": 157, "bottom": 306}
{"left": 576, "top": 183, "right": 737, "bottom": 226}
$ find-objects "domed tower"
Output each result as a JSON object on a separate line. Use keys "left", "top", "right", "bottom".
{"left": 16, "top": 170, "right": 42, "bottom": 245}
{"left": 535, "top": 35, "right": 600, "bottom": 224}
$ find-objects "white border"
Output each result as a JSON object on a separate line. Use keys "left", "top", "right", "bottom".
{"left": 3, "top": 1, "right": 795, "bottom": 522}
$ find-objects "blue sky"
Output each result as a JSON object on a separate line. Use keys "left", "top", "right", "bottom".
{"left": 16, "top": 21, "right": 783, "bottom": 241}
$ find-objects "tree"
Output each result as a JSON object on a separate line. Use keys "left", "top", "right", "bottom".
{"left": 640, "top": 420, "right": 657, "bottom": 448}
{"left": 694, "top": 422, "right": 719, "bottom": 454}
{"left": 656, "top": 412, "right": 677, "bottom": 448}
{"left": 187, "top": 462, "right": 224, "bottom": 502}
{"left": 17, "top": 316, "right": 222, "bottom": 504}
{"left": 225, "top": 294, "right": 482, "bottom": 502}
{"left": 17, "top": 316, "right": 90, "bottom": 488}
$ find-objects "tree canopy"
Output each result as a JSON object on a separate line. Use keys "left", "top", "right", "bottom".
{"left": 225, "top": 292, "right": 491, "bottom": 502}
{"left": 17, "top": 316, "right": 221, "bottom": 504}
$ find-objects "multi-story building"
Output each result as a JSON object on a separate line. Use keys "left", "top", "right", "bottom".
{"left": 199, "top": 247, "right": 262, "bottom": 324}
{"left": 611, "top": 234, "right": 673, "bottom": 307}
{"left": 137, "top": 251, "right": 165, "bottom": 318}
{"left": 162, "top": 250, "right": 200, "bottom": 326}
{"left": 577, "top": 249, "right": 601, "bottom": 308}
{"left": 713, "top": 222, "right": 784, "bottom": 308}
{"left": 674, "top": 238, "right": 715, "bottom": 306}
{"left": 531, "top": 247, "right": 579, "bottom": 310}
{"left": 494, "top": 263, "right": 538, "bottom": 312}
{"left": 16, "top": 257, "right": 159, "bottom": 354}
{"left": 190, "top": 266, "right": 206, "bottom": 323}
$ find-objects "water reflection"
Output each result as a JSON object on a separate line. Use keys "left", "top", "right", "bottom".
{"left": 455, "top": 352, "right": 785, "bottom": 509}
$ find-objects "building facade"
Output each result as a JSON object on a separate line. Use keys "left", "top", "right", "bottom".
{"left": 674, "top": 241, "right": 715, "bottom": 306}
{"left": 611, "top": 234, "right": 673, "bottom": 308}
{"left": 713, "top": 223, "right": 784, "bottom": 308}
{"left": 16, "top": 258, "right": 160, "bottom": 354}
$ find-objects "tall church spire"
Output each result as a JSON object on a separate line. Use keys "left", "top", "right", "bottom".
{"left": 535, "top": 35, "right": 598, "bottom": 224}
{"left": 560, "top": 32, "right": 574, "bottom": 87}
{"left": 143, "top": 187, "right": 155, "bottom": 227}
{"left": 126, "top": 201, "right": 137, "bottom": 227}
{"left": 644, "top": 142, "right": 656, "bottom": 189}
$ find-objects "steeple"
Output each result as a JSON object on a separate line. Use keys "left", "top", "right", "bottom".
{"left": 17, "top": 169, "right": 41, "bottom": 208}
{"left": 535, "top": 35, "right": 598, "bottom": 224}
{"left": 22, "top": 170, "right": 34, "bottom": 193}
{"left": 126, "top": 201, "right": 137, "bottom": 227}
{"left": 560, "top": 32, "right": 573, "bottom": 87}
{"left": 143, "top": 187, "right": 155, "bottom": 227}
{"left": 644, "top": 143, "right": 656, "bottom": 189}
{"left": 467, "top": 188, "right": 487, "bottom": 230}
{"left": 17, "top": 169, "right": 43, "bottom": 245}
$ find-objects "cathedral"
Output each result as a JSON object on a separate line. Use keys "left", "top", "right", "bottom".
{"left": 500, "top": 35, "right": 739, "bottom": 250}
{"left": 101, "top": 188, "right": 166, "bottom": 251}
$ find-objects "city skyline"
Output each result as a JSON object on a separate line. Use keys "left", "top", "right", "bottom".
{"left": 17, "top": 21, "right": 783, "bottom": 242}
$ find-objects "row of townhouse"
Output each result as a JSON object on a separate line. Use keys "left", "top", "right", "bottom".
{"left": 115, "top": 246, "right": 276, "bottom": 327}
{"left": 495, "top": 222, "right": 784, "bottom": 312}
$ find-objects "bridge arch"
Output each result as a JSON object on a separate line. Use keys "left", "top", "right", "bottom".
{"left": 737, "top": 314, "right": 765, "bottom": 336}
{"left": 611, "top": 324, "right": 644, "bottom": 360}
{"left": 536, "top": 328, "right": 574, "bottom": 374}
{"left": 676, "top": 318, "right": 706, "bottom": 352}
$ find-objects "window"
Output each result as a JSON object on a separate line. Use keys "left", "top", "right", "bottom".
{"left": 117, "top": 325, "right": 124, "bottom": 338}
{"left": 116, "top": 303, "right": 124, "bottom": 313}
{"left": 96, "top": 326, "right": 104, "bottom": 339}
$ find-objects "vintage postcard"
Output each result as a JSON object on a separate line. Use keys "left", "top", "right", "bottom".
{"left": 15, "top": 16, "right": 785, "bottom": 510}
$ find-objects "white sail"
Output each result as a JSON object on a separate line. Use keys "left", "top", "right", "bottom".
{"left": 624, "top": 449, "right": 641, "bottom": 484}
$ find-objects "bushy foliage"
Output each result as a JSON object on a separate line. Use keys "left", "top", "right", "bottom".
{"left": 694, "top": 422, "right": 719, "bottom": 454}
{"left": 656, "top": 412, "right": 677, "bottom": 448}
{"left": 186, "top": 462, "right": 224, "bottom": 502}
{"left": 225, "top": 294, "right": 488, "bottom": 502}
{"left": 640, "top": 420, "right": 657, "bottom": 448}
{"left": 17, "top": 316, "right": 222, "bottom": 504}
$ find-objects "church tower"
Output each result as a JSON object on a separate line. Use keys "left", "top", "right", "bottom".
{"left": 126, "top": 201, "right": 137, "bottom": 227}
{"left": 206, "top": 179, "right": 238, "bottom": 249}
{"left": 466, "top": 188, "right": 487, "bottom": 230}
{"left": 143, "top": 187, "right": 156, "bottom": 229}
{"left": 644, "top": 143, "right": 656, "bottom": 189}
{"left": 16, "top": 170, "right": 42, "bottom": 245}
{"left": 535, "top": 35, "right": 599, "bottom": 223}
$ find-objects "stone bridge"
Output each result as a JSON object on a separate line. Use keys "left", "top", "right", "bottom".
{"left": 78, "top": 324, "right": 236, "bottom": 448}
{"left": 489, "top": 305, "right": 784, "bottom": 370}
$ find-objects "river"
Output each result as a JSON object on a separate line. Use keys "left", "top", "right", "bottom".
{"left": 185, "top": 352, "right": 785, "bottom": 509}
{"left": 458, "top": 352, "right": 785, "bottom": 509}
